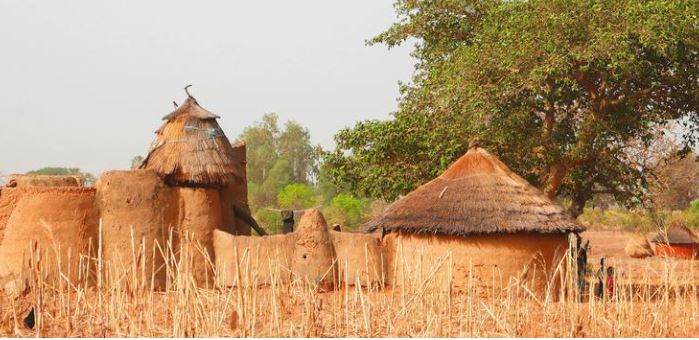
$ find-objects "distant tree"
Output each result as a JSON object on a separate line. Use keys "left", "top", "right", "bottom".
{"left": 26, "top": 167, "right": 96, "bottom": 185}
{"left": 326, "top": 0, "right": 699, "bottom": 217}
{"left": 239, "top": 113, "right": 280, "bottom": 185}
{"left": 239, "top": 113, "right": 320, "bottom": 209}
{"left": 253, "top": 158, "right": 292, "bottom": 208}
{"left": 651, "top": 153, "right": 699, "bottom": 211}
{"left": 131, "top": 156, "right": 144, "bottom": 169}
{"left": 277, "top": 183, "right": 316, "bottom": 209}
{"left": 278, "top": 121, "right": 317, "bottom": 184}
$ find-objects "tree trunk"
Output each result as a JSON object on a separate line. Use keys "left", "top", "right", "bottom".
{"left": 543, "top": 163, "right": 568, "bottom": 199}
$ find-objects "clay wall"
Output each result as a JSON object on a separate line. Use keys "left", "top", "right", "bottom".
{"left": 0, "top": 187, "right": 98, "bottom": 294}
{"left": 654, "top": 243, "right": 697, "bottom": 259}
{"left": 213, "top": 230, "right": 296, "bottom": 286}
{"left": 96, "top": 170, "right": 177, "bottom": 289}
{"left": 219, "top": 141, "right": 251, "bottom": 236}
{"left": 6, "top": 174, "right": 82, "bottom": 188}
{"left": 384, "top": 233, "right": 569, "bottom": 294}
{"left": 330, "top": 231, "right": 385, "bottom": 286}
{"left": 173, "top": 187, "right": 223, "bottom": 285}
{"left": 0, "top": 173, "right": 571, "bottom": 296}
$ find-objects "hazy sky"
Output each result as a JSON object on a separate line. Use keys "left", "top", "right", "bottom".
{"left": 0, "top": 0, "right": 414, "bottom": 176}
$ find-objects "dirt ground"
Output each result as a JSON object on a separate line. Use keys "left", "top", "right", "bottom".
{"left": 582, "top": 230, "right": 699, "bottom": 284}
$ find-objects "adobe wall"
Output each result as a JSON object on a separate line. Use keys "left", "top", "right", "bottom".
{"left": 173, "top": 187, "right": 223, "bottom": 285}
{"left": 6, "top": 174, "right": 82, "bottom": 188}
{"left": 219, "top": 141, "right": 251, "bottom": 235}
{"left": 384, "top": 232, "right": 569, "bottom": 294}
{"left": 0, "top": 188, "right": 22, "bottom": 245}
{"left": 654, "top": 243, "right": 697, "bottom": 259}
{"left": 0, "top": 175, "right": 82, "bottom": 244}
{"left": 0, "top": 187, "right": 98, "bottom": 294}
{"left": 330, "top": 231, "right": 385, "bottom": 286}
{"left": 213, "top": 230, "right": 296, "bottom": 286}
{"left": 96, "top": 170, "right": 178, "bottom": 289}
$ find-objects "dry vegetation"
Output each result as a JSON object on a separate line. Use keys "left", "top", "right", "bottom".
{"left": 1, "top": 231, "right": 698, "bottom": 338}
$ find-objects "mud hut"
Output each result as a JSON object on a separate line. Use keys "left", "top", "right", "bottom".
{"left": 651, "top": 223, "right": 698, "bottom": 259}
{"left": 364, "top": 141, "right": 583, "bottom": 293}
{"left": 140, "top": 87, "right": 254, "bottom": 285}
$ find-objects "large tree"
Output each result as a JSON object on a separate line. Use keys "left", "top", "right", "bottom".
{"left": 325, "top": 0, "right": 699, "bottom": 216}
{"left": 238, "top": 113, "right": 320, "bottom": 209}
{"left": 239, "top": 113, "right": 281, "bottom": 185}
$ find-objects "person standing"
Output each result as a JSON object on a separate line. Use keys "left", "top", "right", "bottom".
{"left": 606, "top": 266, "right": 616, "bottom": 298}
{"left": 596, "top": 257, "right": 606, "bottom": 299}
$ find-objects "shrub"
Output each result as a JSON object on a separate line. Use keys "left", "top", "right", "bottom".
{"left": 254, "top": 209, "right": 283, "bottom": 234}
{"left": 277, "top": 183, "right": 316, "bottom": 209}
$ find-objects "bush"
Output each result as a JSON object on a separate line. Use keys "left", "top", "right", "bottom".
{"left": 277, "top": 183, "right": 316, "bottom": 209}
{"left": 684, "top": 199, "right": 699, "bottom": 227}
{"left": 254, "top": 209, "right": 283, "bottom": 234}
{"left": 577, "top": 207, "right": 672, "bottom": 232}
{"left": 321, "top": 194, "right": 369, "bottom": 230}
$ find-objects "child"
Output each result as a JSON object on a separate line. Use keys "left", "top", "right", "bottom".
{"left": 606, "top": 266, "right": 616, "bottom": 298}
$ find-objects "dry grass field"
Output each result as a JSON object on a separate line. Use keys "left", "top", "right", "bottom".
{"left": 0, "top": 231, "right": 698, "bottom": 338}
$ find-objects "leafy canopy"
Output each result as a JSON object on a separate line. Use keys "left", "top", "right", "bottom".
{"left": 325, "top": 0, "right": 699, "bottom": 216}
{"left": 26, "top": 167, "right": 96, "bottom": 185}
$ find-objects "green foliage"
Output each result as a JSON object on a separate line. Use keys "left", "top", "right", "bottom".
{"left": 277, "top": 183, "right": 316, "bottom": 209}
{"left": 577, "top": 207, "right": 670, "bottom": 232}
{"left": 26, "top": 167, "right": 96, "bottom": 185}
{"left": 324, "top": 194, "right": 368, "bottom": 229}
{"left": 130, "top": 156, "right": 144, "bottom": 169}
{"left": 278, "top": 121, "right": 319, "bottom": 184}
{"left": 684, "top": 200, "right": 699, "bottom": 227}
{"left": 254, "top": 209, "right": 283, "bottom": 234}
{"left": 240, "top": 113, "right": 280, "bottom": 185}
{"left": 327, "top": 0, "right": 699, "bottom": 215}
{"left": 239, "top": 113, "right": 320, "bottom": 211}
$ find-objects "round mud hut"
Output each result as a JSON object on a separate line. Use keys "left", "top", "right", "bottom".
{"left": 139, "top": 87, "right": 254, "bottom": 285}
{"left": 650, "top": 223, "right": 698, "bottom": 259}
{"left": 364, "top": 142, "right": 584, "bottom": 294}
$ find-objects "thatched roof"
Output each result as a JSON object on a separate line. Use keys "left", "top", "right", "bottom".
{"left": 625, "top": 233, "right": 653, "bottom": 258}
{"left": 141, "top": 88, "right": 240, "bottom": 187}
{"left": 651, "top": 223, "right": 699, "bottom": 245}
{"left": 364, "top": 145, "right": 583, "bottom": 236}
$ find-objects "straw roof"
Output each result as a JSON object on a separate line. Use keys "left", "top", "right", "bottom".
{"left": 650, "top": 222, "right": 699, "bottom": 245}
{"left": 364, "top": 145, "right": 583, "bottom": 236}
{"left": 624, "top": 233, "right": 654, "bottom": 258}
{"left": 142, "top": 88, "right": 240, "bottom": 187}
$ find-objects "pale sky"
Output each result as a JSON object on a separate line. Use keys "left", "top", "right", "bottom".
{"left": 0, "top": 0, "right": 414, "bottom": 176}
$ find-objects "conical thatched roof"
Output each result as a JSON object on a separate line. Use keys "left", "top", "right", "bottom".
{"left": 625, "top": 233, "right": 654, "bottom": 258}
{"left": 651, "top": 222, "right": 699, "bottom": 245}
{"left": 142, "top": 87, "right": 240, "bottom": 187}
{"left": 364, "top": 145, "right": 583, "bottom": 236}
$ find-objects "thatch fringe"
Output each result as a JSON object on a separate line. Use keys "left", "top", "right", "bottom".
{"left": 364, "top": 146, "right": 583, "bottom": 236}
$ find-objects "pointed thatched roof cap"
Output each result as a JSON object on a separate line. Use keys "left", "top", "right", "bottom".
{"left": 651, "top": 222, "right": 699, "bottom": 244}
{"left": 141, "top": 86, "right": 240, "bottom": 187}
{"left": 364, "top": 144, "right": 583, "bottom": 236}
